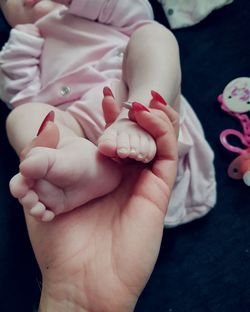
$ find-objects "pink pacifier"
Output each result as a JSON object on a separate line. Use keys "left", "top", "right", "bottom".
{"left": 218, "top": 77, "right": 250, "bottom": 185}
{"left": 220, "top": 129, "right": 250, "bottom": 185}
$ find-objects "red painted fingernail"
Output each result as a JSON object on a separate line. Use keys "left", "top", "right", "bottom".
{"left": 37, "top": 111, "right": 55, "bottom": 136}
{"left": 151, "top": 90, "right": 168, "bottom": 106}
{"left": 132, "top": 102, "right": 150, "bottom": 112}
{"left": 24, "top": 0, "right": 35, "bottom": 6}
{"left": 103, "top": 87, "right": 114, "bottom": 97}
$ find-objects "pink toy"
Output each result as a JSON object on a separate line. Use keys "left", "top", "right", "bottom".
{"left": 218, "top": 77, "right": 250, "bottom": 186}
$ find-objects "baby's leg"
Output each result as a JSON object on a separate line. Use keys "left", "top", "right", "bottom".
{"left": 99, "top": 24, "right": 181, "bottom": 163}
{"left": 7, "top": 103, "right": 122, "bottom": 221}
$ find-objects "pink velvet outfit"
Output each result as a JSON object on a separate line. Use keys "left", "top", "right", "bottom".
{"left": 0, "top": 0, "right": 216, "bottom": 227}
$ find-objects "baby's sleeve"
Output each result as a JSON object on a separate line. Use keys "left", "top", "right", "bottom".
{"left": 0, "top": 29, "right": 44, "bottom": 107}
{"left": 68, "top": 0, "right": 154, "bottom": 28}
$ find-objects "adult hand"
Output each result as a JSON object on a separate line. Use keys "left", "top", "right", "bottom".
{"left": 24, "top": 96, "right": 178, "bottom": 312}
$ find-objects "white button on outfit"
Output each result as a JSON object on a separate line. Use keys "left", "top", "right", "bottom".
{"left": 60, "top": 86, "right": 71, "bottom": 96}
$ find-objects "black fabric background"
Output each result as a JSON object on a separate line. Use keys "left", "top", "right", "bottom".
{"left": 0, "top": 1, "right": 250, "bottom": 311}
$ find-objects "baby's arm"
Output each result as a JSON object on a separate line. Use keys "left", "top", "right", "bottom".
{"left": 98, "top": 23, "right": 181, "bottom": 162}
{"left": 0, "top": 24, "right": 44, "bottom": 105}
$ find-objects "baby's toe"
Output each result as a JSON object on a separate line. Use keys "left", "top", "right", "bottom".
{"left": 127, "top": 134, "right": 140, "bottom": 160}
{"left": 41, "top": 210, "right": 55, "bottom": 222}
{"left": 28, "top": 201, "right": 55, "bottom": 222}
{"left": 134, "top": 136, "right": 156, "bottom": 163}
{"left": 9, "top": 173, "right": 33, "bottom": 198}
{"left": 98, "top": 129, "right": 118, "bottom": 157}
{"left": 29, "top": 202, "right": 46, "bottom": 218}
{"left": 20, "top": 190, "right": 39, "bottom": 210}
{"left": 141, "top": 137, "right": 157, "bottom": 163}
{"left": 135, "top": 136, "right": 149, "bottom": 162}
{"left": 117, "top": 132, "right": 130, "bottom": 158}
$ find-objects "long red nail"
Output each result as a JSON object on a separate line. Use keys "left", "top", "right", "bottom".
{"left": 37, "top": 111, "right": 55, "bottom": 136}
{"left": 151, "top": 90, "right": 168, "bottom": 106}
{"left": 132, "top": 102, "right": 150, "bottom": 112}
{"left": 24, "top": 0, "right": 37, "bottom": 7}
{"left": 103, "top": 87, "right": 114, "bottom": 97}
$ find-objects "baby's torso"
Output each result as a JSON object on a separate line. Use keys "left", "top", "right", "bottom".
{"left": 33, "top": 8, "right": 129, "bottom": 106}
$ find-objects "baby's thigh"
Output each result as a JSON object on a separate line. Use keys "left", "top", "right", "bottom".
{"left": 6, "top": 102, "right": 82, "bottom": 153}
{"left": 8, "top": 102, "right": 60, "bottom": 122}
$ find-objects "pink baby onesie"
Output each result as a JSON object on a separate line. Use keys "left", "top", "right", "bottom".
{"left": 0, "top": 0, "right": 216, "bottom": 227}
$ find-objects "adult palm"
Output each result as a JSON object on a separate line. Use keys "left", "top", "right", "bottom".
{"left": 24, "top": 100, "right": 178, "bottom": 312}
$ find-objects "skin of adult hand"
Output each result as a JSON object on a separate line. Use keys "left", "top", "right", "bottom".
{"left": 23, "top": 99, "right": 178, "bottom": 312}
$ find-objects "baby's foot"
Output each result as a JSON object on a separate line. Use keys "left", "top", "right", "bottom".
{"left": 10, "top": 128, "right": 122, "bottom": 222}
{"left": 98, "top": 118, "right": 156, "bottom": 163}
{"left": 98, "top": 103, "right": 156, "bottom": 163}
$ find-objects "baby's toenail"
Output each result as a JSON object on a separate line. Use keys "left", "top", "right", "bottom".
{"left": 118, "top": 148, "right": 128, "bottom": 154}
{"left": 130, "top": 148, "right": 136, "bottom": 155}
{"left": 138, "top": 153, "right": 144, "bottom": 159}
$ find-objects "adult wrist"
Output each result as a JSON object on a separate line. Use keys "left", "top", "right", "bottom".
{"left": 38, "top": 284, "right": 89, "bottom": 312}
